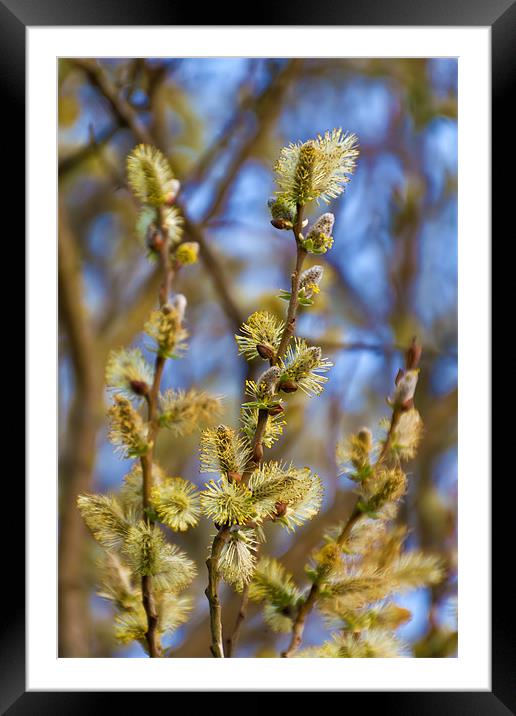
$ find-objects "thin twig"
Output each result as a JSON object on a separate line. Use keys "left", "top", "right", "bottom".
{"left": 274, "top": 228, "right": 307, "bottom": 363}
{"left": 225, "top": 207, "right": 308, "bottom": 655}
{"left": 250, "top": 204, "right": 307, "bottom": 464}
{"left": 205, "top": 526, "right": 231, "bottom": 657}
{"left": 59, "top": 123, "right": 119, "bottom": 179}
{"left": 282, "top": 341, "right": 420, "bottom": 658}
{"left": 206, "top": 398, "right": 266, "bottom": 657}
{"left": 281, "top": 501, "right": 361, "bottom": 658}
{"left": 225, "top": 578, "right": 251, "bottom": 658}
{"left": 282, "top": 404, "right": 402, "bottom": 658}
{"left": 201, "top": 60, "right": 302, "bottom": 225}
{"left": 138, "top": 208, "right": 176, "bottom": 658}
{"left": 72, "top": 59, "right": 154, "bottom": 146}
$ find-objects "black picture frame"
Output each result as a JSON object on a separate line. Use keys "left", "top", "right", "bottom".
{"left": 3, "top": 0, "right": 509, "bottom": 711}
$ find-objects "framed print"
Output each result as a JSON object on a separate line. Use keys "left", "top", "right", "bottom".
{"left": 2, "top": 0, "right": 510, "bottom": 710}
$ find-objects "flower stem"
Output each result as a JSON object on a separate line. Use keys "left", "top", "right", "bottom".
{"left": 225, "top": 581, "right": 250, "bottom": 658}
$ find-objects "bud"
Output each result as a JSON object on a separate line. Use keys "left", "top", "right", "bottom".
{"left": 356, "top": 427, "right": 373, "bottom": 453}
{"left": 256, "top": 366, "right": 281, "bottom": 400}
{"left": 302, "top": 213, "right": 335, "bottom": 254}
{"left": 273, "top": 501, "right": 288, "bottom": 518}
{"left": 129, "top": 379, "right": 149, "bottom": 396}
{"left": 148, "top": 229, "right": 164, "bottom": 252}
{"left": 127, "top": 144, "right": 178, "bottom": 207}
{"left": 394, "top": 368, "right": 404, "bottom": 386}
{"left": 268, "top": 196, "right": 296, "bottom": 224}
{"left": 227, "top": 471, "right": 242, "bottom": 484}
{"left": 298, "top": 265, "right": 324, "bottom": 299}
{"left": 391, "top": 369, "right": 419, "bottom": 409}
{"left": 307, "top": 213, "right": 335, "bottom": 239}
{"left": 164, "top": 179, "right": 181, "bottom": 206}
{"left": 279, "top": 379, "right": 298, "bottom": 394}
{"left": 175, "top": 241, "right": 199, "bottom": 266}
{"left": 253, "top": 442, "right": 264, "bottom": 464}
{"left": 406, "top": 338, "right": 422, "bottom": 370}
{"left": 268, "top": 403, "right": 284, "bottom": 417}
{"left": 271, "top": 218, "right": 293, "bottom": 230}
{"left": 171, "top": 293, "right": 187, "bottom": 322}
{"left": 388, "top": 605, "right": 412, "bottom": 629}
{"left": 256, "top": 343, "right": 276, "bottom": 361}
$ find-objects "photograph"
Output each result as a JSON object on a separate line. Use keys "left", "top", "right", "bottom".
{"left": 58, "top": 56, "right": 459, "bottom": 660}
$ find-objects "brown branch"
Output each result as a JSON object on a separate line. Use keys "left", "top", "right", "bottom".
{"left": 315, "top": 339, "right": 456, "bottom": 360}
{"left": 100, "top": 268, "right": 162, "bottom": 349}
{"left": 205, "top": 392, "right": 266, "bottom": 657}
{"left": 220, "top": 404, "right": 268, "bottom": 656}
{"left": 281, "top": 503, "right": 361, "bottom": 658}
{"left": 225, "top": 582, "right": 250, "bottom": 658}
{"left": 203, "top": 210, "right": 306, "bottom": 655}
{"left": 59, "top": 123, "right": 119, "bottom": 179}
{"left": 282, "top": 342, "right": 421, "bottom": 657}
{"left": 172, "top": 489, "right": 357, "bottom": 657}
{"left": 223, "top": 207, "right": 308, "bottom": 655}
{"left": 248, "top": 205, "right": 307, "bottom": 465}
{"left": 58, "top": 203, "right": 103, "bottom": 656}
{"left": 187, "top": 60, "right": 261, "bottom": 184}
{"left": 274, "top": 236, "right": 307, "bottom": 363}
{"left": 282, "top": 406, "right": 403, "bottom": 658}
{"left": 138, "top": 209, "right": 177, "bottom": 658}
{"left": 72, "top": 59, "right": 153, "bottom": 146}
{"left": 205, "top": 526, "right": 231, "bottom": 657}
{"left": 201, "top": 60, "right": 303, "bottom": 225}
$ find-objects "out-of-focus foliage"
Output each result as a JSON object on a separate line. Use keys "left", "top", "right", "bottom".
{"left": 59, "top": 57, "right": 457, "bottom": 658}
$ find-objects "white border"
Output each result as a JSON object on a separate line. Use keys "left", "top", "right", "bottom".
{"left": 27, "top": 26, "right": 490, "bottom": 691}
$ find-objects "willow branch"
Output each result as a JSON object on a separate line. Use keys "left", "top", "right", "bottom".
{"left": 205, "top": 526, "right": 231, "bottom": 658}
{"left": 282, "top": 405, "right": 403, "bottom": 658}
{"left": 248, "top": 205, "right": 307, "bottom": 465}
{"left": 274, "top": 243, "right": 307, "bottom": 363}
{"left": 206, "top": 383, "right": 266, "bottom": 657}
{"left": 225, "top": 585, "right": 249, "bottom": 658}
{"left": 208, "top": 224, "right": 305, "bottom": 656}
{"left": 138, "top": 209, "right": 176, "bottom": 658}
{"left": 206, "top": 215, "right": 304, "bottom": 655}
{"left": 281, "top": 501, "right": 361, "bottom": 658}
{"left": 282, "top": 342, "right": 421, "bottom": 658}
{"left": 224, "top": 207, "right": 307, "bottom": 655}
